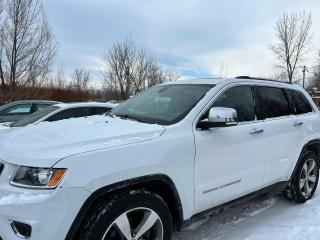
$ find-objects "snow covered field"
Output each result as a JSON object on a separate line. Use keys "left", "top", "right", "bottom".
{"left": 173, "top": 188, "right": 320, "bottom": 240}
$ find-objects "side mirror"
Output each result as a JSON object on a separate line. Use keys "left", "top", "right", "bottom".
{"left": 198, "top": 107, "right": 238, "bottom": 129}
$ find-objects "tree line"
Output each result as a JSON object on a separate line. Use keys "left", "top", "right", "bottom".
{"left": 0, "top": 0, "right": 177, "bottom": 104}
{"left": 1, "top": 0, "right": 320, "bottom": 105}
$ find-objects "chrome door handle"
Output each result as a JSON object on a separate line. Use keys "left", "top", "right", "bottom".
{"left": 293, "top": 121, "right": 303, "bottom": 127}
{"left": 249, "top": 128, "right": 264, "bottom": 135}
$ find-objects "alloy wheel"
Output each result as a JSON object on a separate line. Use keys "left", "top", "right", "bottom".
{"left": 102, "top": 207, "right": 163, "bottom": 240}
{"left": 299, "top": 158, "right": 317, "bottom": 198}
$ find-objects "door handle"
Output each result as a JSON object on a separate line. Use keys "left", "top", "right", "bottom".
{"left": 293, "top": 121, "right": 303, "bottom": 127}
{"left": 249, "top": 128, "right": 264, "bottom": 135}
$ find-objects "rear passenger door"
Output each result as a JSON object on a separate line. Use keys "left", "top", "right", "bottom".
{"left": 286, "top": 88, "right": 316, "bottom": 165}
{"left": 254, "top": 86, "right": 299, "bottom": 184}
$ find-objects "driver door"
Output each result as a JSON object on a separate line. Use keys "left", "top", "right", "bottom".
{"left": 193, "top": 85, "right": 266, "bottom": 213}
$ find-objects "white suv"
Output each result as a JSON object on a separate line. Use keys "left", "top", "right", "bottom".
{"left": 0, "top": 77, "right": 319, "bottom": 240}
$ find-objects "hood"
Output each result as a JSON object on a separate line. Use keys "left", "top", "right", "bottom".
{"left": 0, "top": 115, "right": 165, "bottom": 167}
{"left": 0, "top": 126, "right": 11, "bottom": 135}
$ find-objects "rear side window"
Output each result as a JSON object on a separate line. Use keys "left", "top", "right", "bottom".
{"left": 254, "top": 86, "right": 290, "bottom": 119}
{"left": 46, "top": 107, "right": 91, "bottom": 122}
{"left": 212, "top": 86, "right": 255, "bottom": 122}
{"left": 287, "top": 89, "right": 313, "bottom": 114}
{"left": 35, "top": 104, "right": 52, "bottom": 112}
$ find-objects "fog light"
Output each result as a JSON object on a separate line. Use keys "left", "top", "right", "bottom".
{"left": 10, "top": 221, "right": 32, "bottom": 238}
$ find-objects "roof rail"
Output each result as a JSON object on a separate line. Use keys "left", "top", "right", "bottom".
{"left": 235, "top": 76, "right": 292, "bottom": 85}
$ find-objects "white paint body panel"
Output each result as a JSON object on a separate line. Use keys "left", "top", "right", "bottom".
{"left": 194, "top": 121, "right": 266, "bottom": 212}
{"left": 0, "top": 78, "right": 319, "bottom": 239}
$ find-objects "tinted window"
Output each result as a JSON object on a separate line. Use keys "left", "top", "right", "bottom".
{"left": 35, "top": 103, "right": 52, "bottom": 112}
{"left": 11, "top": 106, "right": 60, "bottom": 127}
{"left": 212, "top": 86, "right": 255, "bottom": 122}
{"left": 0, "top": 104, "right": 32, "bottom": 116}
{"left": 46, "top": 107, "right": 91, "bottom": 122}
{"left": 255, "top": 87, "right": 290, "bottom": 119}
{"left": 287, "top": 89, "right": 313, "bottom": 114}
{"left": 92, "top": 107, "right": 111, "bottom": 115}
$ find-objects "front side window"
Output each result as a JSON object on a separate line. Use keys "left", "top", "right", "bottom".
{"left": 0, "top": 104, "right": 32, "bottom": 116}
{"left": 255, "top": 86, "right": 290, "bottom": 119}
{"left": 212, "top": 86, "right": 255, "bottom": 122}
{"left": 287, "top": 89, "right": 313, "bottom": 114}
{"left": 111, "top": 84, "right": 214, "bottom": 125}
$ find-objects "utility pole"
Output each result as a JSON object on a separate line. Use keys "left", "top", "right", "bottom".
{"left": 302, "top": 66, "right": 307, "bottom": 89}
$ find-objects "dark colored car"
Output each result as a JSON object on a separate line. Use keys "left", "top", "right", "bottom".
{"left": 0, "top": 100, "right": 60, "bottom": 124}
{"left": 9, "top": 102, "right": 117, "bottom": 128}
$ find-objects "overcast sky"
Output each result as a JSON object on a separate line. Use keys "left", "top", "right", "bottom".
{"left": 43, "top": 0, "right": 320, "bottom": 85}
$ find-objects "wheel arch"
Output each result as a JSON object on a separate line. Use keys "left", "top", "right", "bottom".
{"left": 290, "top": 139, "right": 320, "bottom": 179}
{"left": 65, "top": 174, "right": 184, "bottom": 240}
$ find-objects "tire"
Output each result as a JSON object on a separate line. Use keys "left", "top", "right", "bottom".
{"left": 78, "top": 190, "right": 173, "bottom": 240}
{"left": 283, "top": 151, "right": 319, "bottom": 203}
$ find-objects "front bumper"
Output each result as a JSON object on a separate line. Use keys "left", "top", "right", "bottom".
{"left": 0, "top": 162, "right": 90, "bottom": 240}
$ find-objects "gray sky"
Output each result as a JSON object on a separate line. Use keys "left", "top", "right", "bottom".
{"left": 43, "top": 0, "right": 320, "bottom": 84}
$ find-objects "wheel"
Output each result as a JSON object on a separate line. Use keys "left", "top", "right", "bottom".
{"left": 78, "top": 190, "right": 173, "bottom": 240}
{"left": 283, "top": 151, "right": 319, "bottom": 203}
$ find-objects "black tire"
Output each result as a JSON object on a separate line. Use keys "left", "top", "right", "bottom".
{"left": 283, "top": 151, "right": 319, "bottom": 203}
{"left": 78, "top": 190, "right": 173, "bottom": 240}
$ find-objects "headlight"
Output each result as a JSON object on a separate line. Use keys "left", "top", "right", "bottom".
{"left": 11, "top": 166, "right": 66, "bottom": 189}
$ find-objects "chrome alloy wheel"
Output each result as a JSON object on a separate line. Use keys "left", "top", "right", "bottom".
{"left": 102, "top": 207, "right": 163, "bottom": 240}
{"left": 299, "top": 158, "right": 317, "bottom": 198}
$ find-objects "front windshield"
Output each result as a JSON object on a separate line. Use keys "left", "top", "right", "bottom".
{"left": 11, "top": 106, "right": 60, "bottom": 127}
{"left": 110, "top": 84, "right": 214, "bottom": 125}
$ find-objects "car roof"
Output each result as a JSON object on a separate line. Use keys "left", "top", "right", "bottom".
{"left": 162, "top": 78, "right": 224, "bottom": 85}
{"left": 162, "top": 77, "right": 301, "bottom": 90}
{"left": 8, "top": 100, "right": 60, "bottom": 104}
{"left": 0, "top": 100, "right": 61, "bottom": 110}
{"left": 53, "top": 102, "right": 117, "bottom": 109}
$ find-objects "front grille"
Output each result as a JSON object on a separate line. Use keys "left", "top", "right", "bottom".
{"left": 0, "top": 163, "right": 4, "bottom": 176}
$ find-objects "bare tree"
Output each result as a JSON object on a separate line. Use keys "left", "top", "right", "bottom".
{"left": 101, "top": 39, "right": 178, "bottom": 100}
{"left": 0, "top": 0, "right": 57, "bottom": 92}
{"left": 0, "top": 0, "right": 5, "bottom": 88}
{"left": 71, "top": 68, "right": 90, "bottom": 93}
{"left": 269, "top": 11, "right": 312, "bottom": 83}
{"left": 308, "top": 51, "right": 320, "bottom": 90}
{"left": 52, "top": 66, "right": 66, "bottom": 89}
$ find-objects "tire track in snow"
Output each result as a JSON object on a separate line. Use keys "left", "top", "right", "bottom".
{"left": 172, "top": 194, "right": 279, "bottom": 240}
{"left": 173, "top": 188, "right": 320, "bottom": 240}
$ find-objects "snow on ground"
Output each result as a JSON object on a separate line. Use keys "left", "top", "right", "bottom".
{"left": 173, "top": 188, "right": 320, "bottom": 240}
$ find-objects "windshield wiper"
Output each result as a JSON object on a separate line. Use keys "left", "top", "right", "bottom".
{"left": 106, "top": 112, "right": 115, "bottom": 118}
{"left": 114, "top": 114, "right": 146, "bottom": 123}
